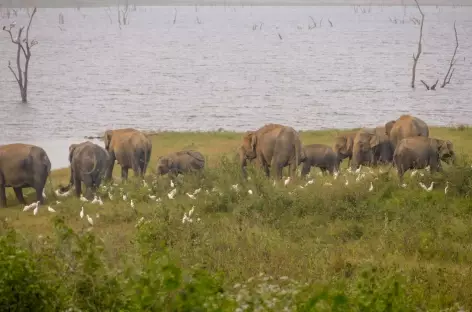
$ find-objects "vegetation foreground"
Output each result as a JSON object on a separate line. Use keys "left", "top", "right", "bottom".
{"left": 1, "top": 126, "right": 472, "bottom": 311}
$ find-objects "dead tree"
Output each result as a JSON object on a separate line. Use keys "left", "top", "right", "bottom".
{"left": 441, "top": 21, "right": 459, "bottom": 88}
{"left": 2, "top": 7, "right": 38, "bottom": 103}
{"left": 411, "top": 0, "right": 424, "bottom": 89}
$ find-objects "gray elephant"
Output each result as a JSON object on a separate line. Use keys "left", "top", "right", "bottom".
{"left": 372, "top": 126, "right": 394, "bottom": 165}
{"left": 385, "top": 115, "right": 429, "bottom": 149}
{"left": 103, "top": 128, "right": 152, "bottom": 181}
{"left": 0, "top": 143, "right": 51, "bottom": 208}
{"left": 300, "top": 144, "right": 340, "bottom": 177}
{"left": 59, "top": 141, "right": 110, "bottom": 199}
{"left": 393, "top": 136, "right": 455, "bottom": 183}
{"left": 351, "top": 128, "right": 383, "bottom": 170}
{"left": 332, "top": 131, "right": 357, "bottom": 168}
{"left": 156, "top": 150, "right": 205, "bottom": 177}
{"left": 239, "top": 123, "right": 305, "bottom": 180}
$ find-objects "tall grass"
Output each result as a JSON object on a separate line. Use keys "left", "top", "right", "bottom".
{"left": 1, "top": 127, "right": 472, "bottom": 310}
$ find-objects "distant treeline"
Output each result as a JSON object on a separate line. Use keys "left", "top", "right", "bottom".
{"left": 1, "top": 0, "right": 471, "bottom": 8}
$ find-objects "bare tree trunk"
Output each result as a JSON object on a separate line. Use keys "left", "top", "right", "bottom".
{"left": 411, "top": 0, "right": 424, "bottom": 89}
{"left": 441, "top": 21, "right": 459, "bottom": 88}
{"left": 3, "top": 7, "right": 38, "bottom": 103}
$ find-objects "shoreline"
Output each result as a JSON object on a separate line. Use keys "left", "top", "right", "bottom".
{"left": 2, "top": 1, "right": 471, "bottom": 8}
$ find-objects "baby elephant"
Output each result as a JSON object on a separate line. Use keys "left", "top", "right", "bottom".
{"left": 393, "top": 136, "right": 455, "bottom": 183}
{"left": 300, "top": 144, "right": 340, "bottom": 177}
{"left": 60, "top": 141, "right": 110, "bottom": 199}
{"left": 156, "top": 150, "right": 205, "bottom": 177}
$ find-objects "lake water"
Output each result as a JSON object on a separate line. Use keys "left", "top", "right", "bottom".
{"left": 0, "top": 5, "right": 471, "bottom": 169}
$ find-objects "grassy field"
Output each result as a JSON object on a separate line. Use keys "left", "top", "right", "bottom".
{"left": 1, "top": 126, "right": 472, "bottom": 311}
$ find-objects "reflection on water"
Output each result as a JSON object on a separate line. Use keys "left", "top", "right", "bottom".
{"left": 0, "top": 6, "right": 471, "bottom": 169}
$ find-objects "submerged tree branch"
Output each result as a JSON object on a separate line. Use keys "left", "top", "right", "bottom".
{"left": 411, "top": 0, "right": 424, "bottom": 89}
{"left": 441, "top": 21, "right": 459, "bottom": 88}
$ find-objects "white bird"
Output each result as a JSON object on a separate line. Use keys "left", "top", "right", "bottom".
{"left": 156, "top": 197, "right": 162, "bottom": 203}
{"left": 33, "top": 203, "right": 40, "bottom": 216}
{"left": 122, "top": 194, "right": 127, "bottom": 201}
{"left": 444, "top": 181, "right": 450, "bottom": 194}
{"left": 193, "top": 188, "right": 201, "bottom": 195}
{"left": 80, "top": 194, "right": 88, "bottom": 202}
{"left": 23, "top": 201, "right": 38, "bottom": 212}
{"left": 248, "top": 189, "right": 253, "bottom": 195}
{"left": 168, "top": 188, "right": 177, "bottom": 199}
{"left": 55, "top": 189, "right": 70, "bottom": 197}
{"left": 142, "top": 180, "right": 148, "bottom": 187}
{"left": 86, "top": 214, "right": 94, "bottom": 226}
{"left": 47, "top": 206, "right": 56, "bottom": 213}
{"left": 97, "top": 197, "right": 103, "bottom": 205}
{"left": 182, "top": 212, "right": 189, "bottom": 224}
{"left": 42, "top": 189, "right": 47, "bottom": 199}
{"left": 108, "top": 192, "right": 113, "bottom": 200}
{"left": 411, "top": 169, "right": 418, "bottom": 177}
{"left": 401, "top": 183, "right": 408, "bottom": 188}
{"left": 369, "top": 182, "right": 374, "bottom": 192}
{"left": 284, "top": 177, "right": 291, "bottom": 186}
{"left": 333, "top": 171, "right": 339, "bottom": 180}
{"left": 425, "top": 166, "right": 431, "bottom": 172}
{"left": 130, "top": 199, "right": 135, "bottom": 209}
{"left": 186, "top": 192, "right": 196, "bottom": 200}
{"left": 148, "top": 195, "right": 156, "bottom": 200}
{"left": 345, "top": 179, "right": 349, "bottom": 186}
{"left": 355, "top": 165, "right": 362, "bottom": 174}
{"left": 80, "top": 206, "right": 84, "bottom": 219}
{"left": 305, "top": 179, "right": 314, "bottom": 186}
{"left": 170, "top": 180, "right": 175, "bottom": 188}
{"left": 91, "top": 196, "right": 99, "bottom": 204}
{"left": 419, "top": 181, "right": 434, "bottom": 192}
{"left": 189, "top": 206, "right": 195, "bottom": 217}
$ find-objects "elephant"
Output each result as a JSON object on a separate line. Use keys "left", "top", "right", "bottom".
{"left": 103, "top": 128, "right": 152, "bottom": 181}
{"left": 332, "top": 131, "right": 357, "bottom": 168}
{"left": 300, "top": 144, "right": 340, "bottom": 177}
{"left": 385, "top": 115, "right": 429, "bottom": 149}
{"left": 156, "top": 150, "right": 205, "bottom": 177}
{"left": 351, "top": 128, "right": 384, "bottom": 170}
{"left": 59, "top": 141, "right": 110, "bottom": 199}
{"left": 239, "top": 123, "right": 305, "bottom": 180}
{"left": 372, "top": 126, "right": 394, "bottom": 165}
{"left": 0, "top": 143, "right": 51, "bottom": 208}
{"left": 393, "top": 136, "right": 455, "bottom": 183}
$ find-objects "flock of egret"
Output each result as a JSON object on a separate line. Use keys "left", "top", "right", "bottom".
{"left": 17, "top": 163, "right": 450, "bottom": 228}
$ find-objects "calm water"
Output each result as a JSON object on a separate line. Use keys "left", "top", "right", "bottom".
{"left": 0, "top": 6, "right": 471, "bottom": 169}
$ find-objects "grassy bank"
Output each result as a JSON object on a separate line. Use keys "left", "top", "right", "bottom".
{"left": 1, "top": 126, "right": 472, "bottom": 311}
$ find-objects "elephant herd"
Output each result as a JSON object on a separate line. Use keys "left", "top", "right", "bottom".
{"left": 238, "top": 115, "right": 455, "bottom": 184}
{"left": 0, "top": 114, "right": 455, "bottom": 208}
{"left": 0, "top": 128, "right": 205, "bottom": 208}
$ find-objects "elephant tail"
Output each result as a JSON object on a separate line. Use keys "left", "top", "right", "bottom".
{"left": 81, "top": 152, "right": 98, "bottom": 175}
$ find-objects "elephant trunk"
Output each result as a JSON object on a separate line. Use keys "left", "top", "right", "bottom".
{"left": 59, "top": 167, "right": 75, "bottom": 193}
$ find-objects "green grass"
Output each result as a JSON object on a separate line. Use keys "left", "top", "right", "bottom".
{"left": 1, "top": 126, "right": 472, "bottom": 311}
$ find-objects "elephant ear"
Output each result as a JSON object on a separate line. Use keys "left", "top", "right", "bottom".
{"left": 369, "top": 134, "right": 381, "bottom": 148}
{"left": 385, "top": 120, "right": 396, "bottom": 136}
{"left": 68, "top": 144, "right": 78, "bottom": 163}
{"left": 345, "top": 136, "right": 354, "bottom": 153}
{"left": 250, "top": 133, "right": 257, "bottom": 151}
{"left": 104, "top": 130, "right": 113, "bottom": 150}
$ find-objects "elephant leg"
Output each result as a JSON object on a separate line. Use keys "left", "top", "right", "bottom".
{"left": 74, "top": 176, "right": 82, "bottom": 198}
{"left": 289, "top": 163, "right": 297, "bottom": 179}
{"left": 0, "top": 185, "right": 6, "bottom": 208}
{"left": 13, "top": 187, "right": 26, "bottom": 205}
{"left": 35, "top": 186, "right": 45, "bottom": 204}
{"left": 105, "top": 153, "right": 116, "bottom": 181}
{"left": 121, "top": 167, "right": 129, "bottom": 180}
